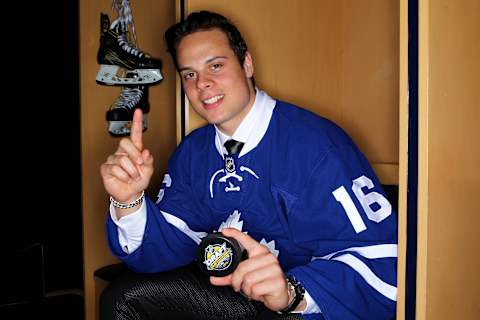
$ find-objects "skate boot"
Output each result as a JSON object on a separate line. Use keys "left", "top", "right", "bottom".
{"left": 106, "top": 85, "right": 149, "bottom": 136}
{"left": 108, "top": 117, "right": 147, "bottom": 137}
{"left": 107, "top": 102, "right": 149, "bottom": 137}
{"left": 96, "top": 13, "right": 162, "bottom": 86}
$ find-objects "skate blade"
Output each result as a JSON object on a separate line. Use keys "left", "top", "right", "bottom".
{"left": 108, "top": 115, "right": 148, "bottom": 136}
{"left": 96, "top": 65, "right": 163, "bottom": 86}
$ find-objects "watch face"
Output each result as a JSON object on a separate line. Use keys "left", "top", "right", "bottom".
{"left": 287, "top": 281, "right": 296, "bottom": 297}
{"left": 279, "top": 276, "right": 305, "bottom": 314}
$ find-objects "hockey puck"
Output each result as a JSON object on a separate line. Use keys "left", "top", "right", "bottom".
{"left": 197, "top": 232, "right": 247, "bottom": 277}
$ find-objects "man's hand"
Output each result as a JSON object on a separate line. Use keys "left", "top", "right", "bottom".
{"left": 100, "top": 109, "right": 154, "bottom": 216}
{"left": 209, "top": 228, "right": 291, "bottom": 312}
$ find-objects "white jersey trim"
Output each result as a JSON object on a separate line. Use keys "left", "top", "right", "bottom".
{"left": 312, "top": 244, "right": 398, "bottom": 261}
{"left": 311, "top": 244, "right": 397, "bottom": 301}
{"left": 161, "top": 211, "right": 208, "bottom": 245}
{"left": 333, "top": 253, "right": 397, "bottom": 301}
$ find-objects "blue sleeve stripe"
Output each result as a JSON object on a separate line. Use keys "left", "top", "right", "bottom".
{"left": 160, "top": 210, "right": 208, "bottom": 244}
{"left": 311, "top": 244, "right": 397, "bottom": 261}
{"left": 333, "top": 253, "right": 397, "bottom": 301}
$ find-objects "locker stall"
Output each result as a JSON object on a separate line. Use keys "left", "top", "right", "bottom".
{"left": 416, "top": 0, "right": 480, "bottom": 319}
{"left": 178, "top": 3, "right": 406, "bottom": 318}
{"left": 181, "top": 0, "right": 401, "bottom": 188}
{"left": 79, "top": 1, "right": 480, "bottom": 319}
{"left": 80, "top": 1, "right": 177, "bottom": 319}
{"left": 80, "top": 0, "right": 403, "bottom": 318}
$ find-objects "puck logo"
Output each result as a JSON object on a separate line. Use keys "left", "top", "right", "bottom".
{"left": 203, "top": 242, "right": 233, "bottom": 271}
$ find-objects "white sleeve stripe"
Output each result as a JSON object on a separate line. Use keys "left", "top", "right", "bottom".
{"left": 161, "top": 211, "right": 208, "bottom": 245}
{"left": 311, "top": 244, "right": 397, "bottom": 261}
{"left": 333, "top": 253, "right": 397, "bottom": 301}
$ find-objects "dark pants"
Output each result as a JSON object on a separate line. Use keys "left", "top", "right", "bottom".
{"left": 100, "top": 264, "right": 303, "bottom": 320}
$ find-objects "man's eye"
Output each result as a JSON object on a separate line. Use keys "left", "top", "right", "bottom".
{"left": 183, "top": 72, "right": 196, "bottom": 80}
{"left": 211, "top": 63, "right": 222, "bottom": 70}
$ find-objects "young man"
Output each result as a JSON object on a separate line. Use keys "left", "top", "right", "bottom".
{"left": 100, "top": 11, "right": 397, "bottom": 320}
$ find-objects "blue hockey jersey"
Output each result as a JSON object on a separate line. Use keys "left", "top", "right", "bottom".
{"left": 107, "top": 98, "right": 397, "bottom": 320}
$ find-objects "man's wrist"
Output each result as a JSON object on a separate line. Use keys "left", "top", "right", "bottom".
{"left": 293, "top": 298, "right": 307, "bottom": 312}
{"left": 110, "top": 191, "right": 145, "bottom": 209}
{"left": 278, "top": 275, "right": 305, "bottom": 314}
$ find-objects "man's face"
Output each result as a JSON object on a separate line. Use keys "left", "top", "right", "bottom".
{"left": 177, "top": 29, "right": 255, "bottom": 136}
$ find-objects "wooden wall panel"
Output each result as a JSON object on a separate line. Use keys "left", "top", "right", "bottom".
{"left": 417, "top": 0, "right": 480, "bottom": 319}
{"left": 79, "top": 1, "right": 177, "bottom": 319}
{"left": 341, "top": 0, "right": 399, "bottom": 168}
{"left": 396, "top": 0, "right": 409, "bottom": 318}
{"left": 183, "top": 0, "right": 399, "bottom": 184}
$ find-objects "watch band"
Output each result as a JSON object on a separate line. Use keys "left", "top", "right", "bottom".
{"left": 278, "top": 275, "right": 305, "bottom": 314}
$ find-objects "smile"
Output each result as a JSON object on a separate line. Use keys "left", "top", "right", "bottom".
{"left": 203, "top": 94, "right": 224, "bottom": 105}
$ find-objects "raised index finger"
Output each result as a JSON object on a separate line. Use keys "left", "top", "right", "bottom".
{"left": 221, "top": 228, "right": 268, "bottom": 258}
{"left": 130, "top": 108, "right": 144, "bottom": 150}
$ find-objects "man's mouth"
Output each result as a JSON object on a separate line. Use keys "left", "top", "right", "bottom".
{"left": 203, "top": 94, "right": 224, "bottom": 106}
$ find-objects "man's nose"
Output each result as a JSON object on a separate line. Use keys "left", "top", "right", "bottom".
{"left": 196, "top": 73, "right": 213, "bottom": 90}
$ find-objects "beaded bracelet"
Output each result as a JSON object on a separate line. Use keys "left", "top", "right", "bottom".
{"left": 110, "top": 191, "right": 145, "bottom": 209}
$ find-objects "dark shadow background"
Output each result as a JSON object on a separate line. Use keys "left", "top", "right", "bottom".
{"left": 1, "top": 0, "right": 83, "bottom": 316}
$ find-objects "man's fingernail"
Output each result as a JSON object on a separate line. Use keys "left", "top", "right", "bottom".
{"left": 137, "top": 158, "right": 144, "bottom": 165}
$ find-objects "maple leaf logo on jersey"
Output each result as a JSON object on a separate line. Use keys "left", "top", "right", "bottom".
{"left": 260, "top": 238, "right": 279, "bottom": 258}
{"left": 217, "top": 211, "right": 279, "bottom": 258}
{"left": 218, "top": 210, "right": 244, "bottom": 232}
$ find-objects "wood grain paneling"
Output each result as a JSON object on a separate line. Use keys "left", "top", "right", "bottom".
{"left": 79, "top": 1, "right": 177, "bottom": 319}
{"left": 182, "top": 0, "right": 399, "bottom": 183}
{"left": 417, "top": 1, "right": 480, "bottom": 319}
{"left": 396, "top": 0, "right": 409, "bottom": 318}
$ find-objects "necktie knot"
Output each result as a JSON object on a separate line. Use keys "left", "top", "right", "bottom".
{"left": 224, "top": 139, "right": 244, "bottom": 155}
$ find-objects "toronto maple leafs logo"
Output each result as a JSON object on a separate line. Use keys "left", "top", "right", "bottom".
{"left": 218, "top": 210, "right": 244, "bottom": 231}
{"left": 217, "top": 211, "right": 279, "bottom": 258}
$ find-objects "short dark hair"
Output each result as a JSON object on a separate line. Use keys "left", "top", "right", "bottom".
{"left": 165, "top": 11, "right": 249, "bottom": 70}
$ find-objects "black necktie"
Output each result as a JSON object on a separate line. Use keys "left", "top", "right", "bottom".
{"left": 224, "top": 139, "right": 244, "bottom": 155}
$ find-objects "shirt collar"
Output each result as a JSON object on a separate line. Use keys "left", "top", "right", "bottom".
{"left": 215, "top": 89, "right": 276, "bottom": 157}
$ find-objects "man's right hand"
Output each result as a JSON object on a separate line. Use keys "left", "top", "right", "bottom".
{"left": 100, "top": 109, "right": 154, "bottom": 216}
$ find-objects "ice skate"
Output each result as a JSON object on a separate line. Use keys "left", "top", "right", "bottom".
{"left": 106, "top": 85, "right": 149, "bottom": 136}
{"left": 108, "top": 116, "right": 148, "bottom": 137}
{"left": 96, "top": 13, "right": 162, "bottom": 86}
{"left": 106, "top": 85, "right": 149, "bottom": 121}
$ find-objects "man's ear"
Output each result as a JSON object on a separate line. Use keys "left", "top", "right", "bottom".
{"left": 243, "top": 52, "right": 254, "bottom": 78}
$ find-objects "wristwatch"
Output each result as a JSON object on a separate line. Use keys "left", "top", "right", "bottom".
{"left": 278, "top": 275, "right": 305, "bottom": 314}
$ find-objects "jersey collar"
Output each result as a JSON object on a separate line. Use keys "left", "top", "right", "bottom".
{"left": 214, "top": 89, "right": 276, "bottom": 158}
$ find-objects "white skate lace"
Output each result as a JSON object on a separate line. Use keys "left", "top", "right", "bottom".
{"left": 111, "top": 0, "right": 136, "bottom": 40}
{"left": 115, "top": 87, "right": 143, "bottom": 109}
{"left": 110, "top": 0, "right": 143, "bottom": 57}
{"left": 116, "top": 33, "right": 144, "bottom": 58}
